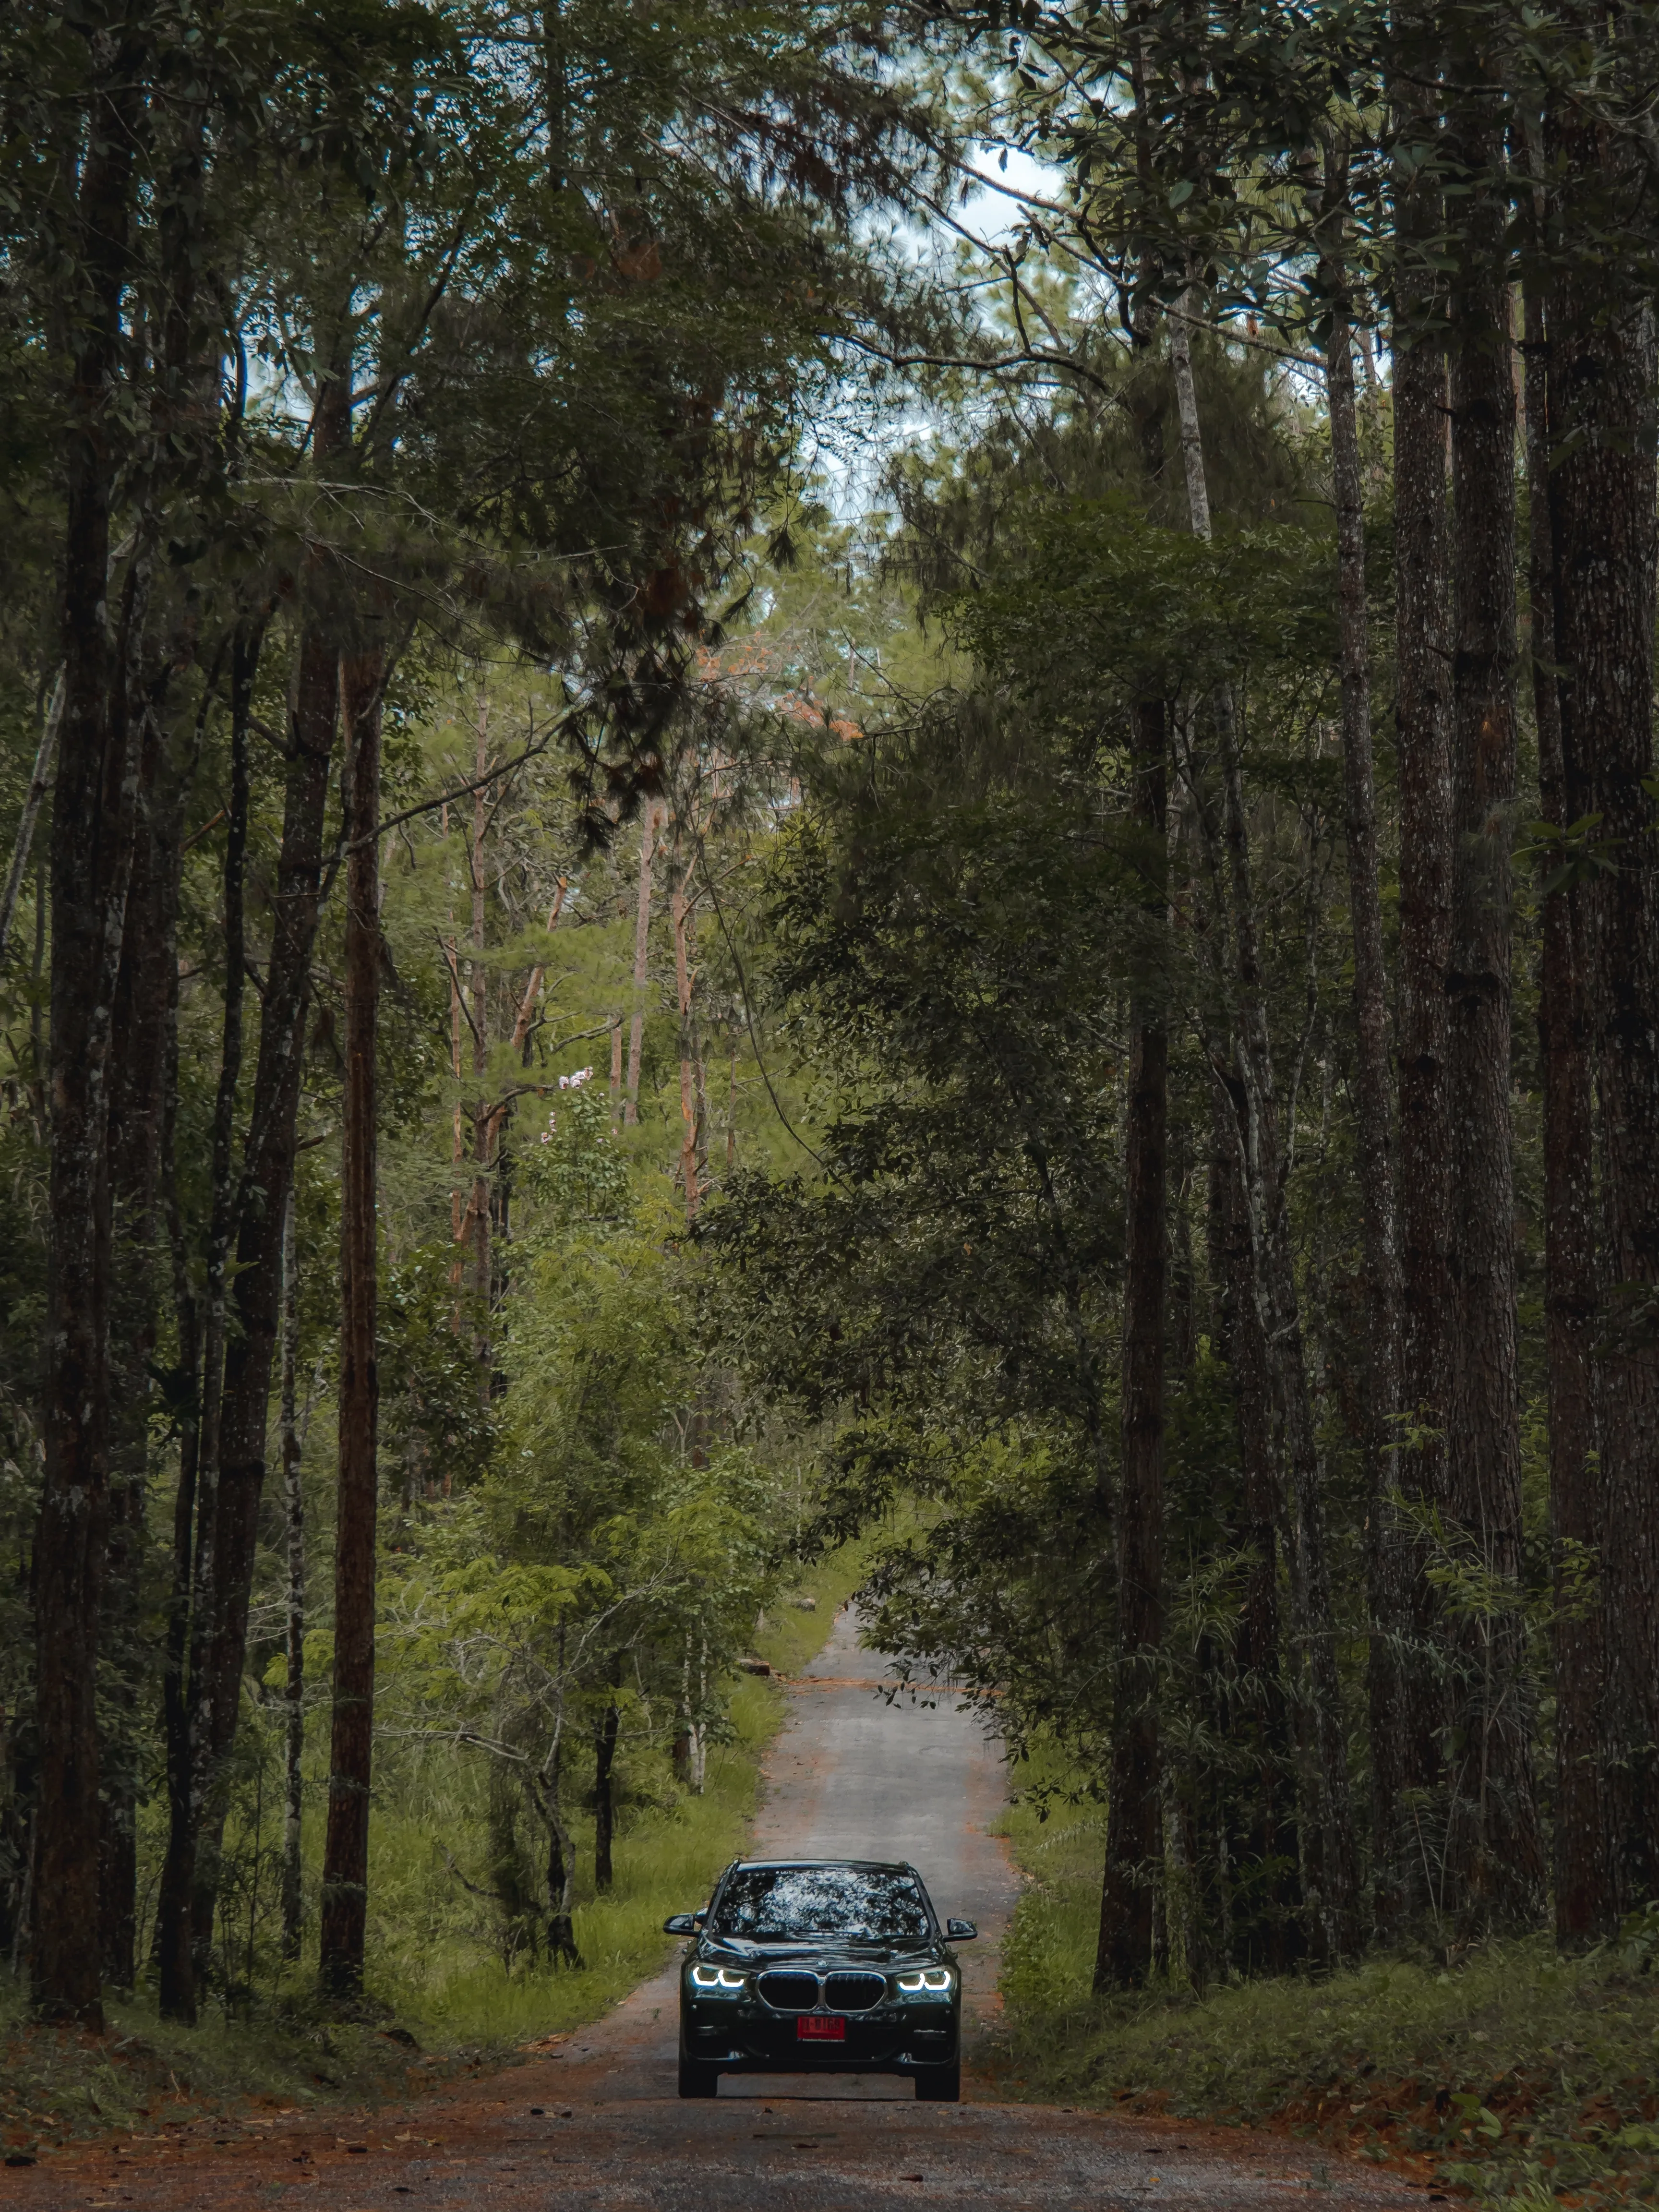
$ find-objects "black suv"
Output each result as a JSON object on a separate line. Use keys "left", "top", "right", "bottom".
{"left": 666, "top": 1857, "right": 976, "bottom": 2101}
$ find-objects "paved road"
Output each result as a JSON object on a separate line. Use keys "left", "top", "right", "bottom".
{"left": 725, "top": 1599, "right": 1019, "bottom": 2074}
{"left": 5, "top": 1609, "right": 1422, "bottom": 2210}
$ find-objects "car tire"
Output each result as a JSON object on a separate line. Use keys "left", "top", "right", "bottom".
{"left": 914, "top": 2062, "right": 960, "bottom": 2102}
{"left": 678, "top": 2056, "right": 720, "bottom": 2099}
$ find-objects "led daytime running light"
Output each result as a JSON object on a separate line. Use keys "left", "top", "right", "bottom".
{"left": 895, "top": 1967, "right": 953, "bottom": 1993}
{"left": 689, "top": 1963, "right": 745, "bottom": 1991}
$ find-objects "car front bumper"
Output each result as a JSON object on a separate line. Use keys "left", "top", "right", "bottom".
{"left": 681, "top": 1998, "right": 958, "bottom": 2073}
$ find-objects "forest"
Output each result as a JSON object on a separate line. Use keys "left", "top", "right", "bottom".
{"left": 2, "top": 0, "right": 1659, "bottom": 2136}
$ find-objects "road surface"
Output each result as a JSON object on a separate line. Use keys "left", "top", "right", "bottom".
{"left": 4, "top": 1608, "right": 1421, "bottom": 2210}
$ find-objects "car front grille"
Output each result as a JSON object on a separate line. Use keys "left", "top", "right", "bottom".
{"left": 756, "top": 1971, "right": 821, "bottom": 2012}
{"left": 822, "top": 1972, "right": 886, "bottom": 2012}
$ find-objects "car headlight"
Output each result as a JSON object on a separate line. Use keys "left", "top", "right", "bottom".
{"left": 689, "top": 1963, "right": 746, "bottom": 1992}
{"left": 895, "top": 1968, "right": 954, "bottom": 1994}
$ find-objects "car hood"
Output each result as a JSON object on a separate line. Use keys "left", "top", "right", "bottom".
{"left": 693, "top": 1934, "right": 954, "bottom": 1971}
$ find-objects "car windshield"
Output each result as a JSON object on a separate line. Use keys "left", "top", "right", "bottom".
{"left": 711, "top": 1864, "right": 932, "bottom": 1943}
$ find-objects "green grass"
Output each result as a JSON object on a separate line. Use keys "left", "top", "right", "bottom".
{"left": 0, "top": 1991, "right": 431, "bottom": 2154}
{"left": 991, "top": 1757, "right": 1659, "bottom": 2207}
{"left": 0, "top": 1545, "right": 868, "bottom": 2154}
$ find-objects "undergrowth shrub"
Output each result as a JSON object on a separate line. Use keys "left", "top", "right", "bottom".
{"left": 994, "top": 1754, "right": 1659, "bottom": 2209}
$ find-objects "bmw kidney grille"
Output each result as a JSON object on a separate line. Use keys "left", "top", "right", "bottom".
{"left": 755, "top": 1968, "right": 887, "bottom": 2013}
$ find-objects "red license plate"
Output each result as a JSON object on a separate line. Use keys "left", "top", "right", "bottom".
{"left": 797, "top": 2014, "right": 846, "bottom": 2042}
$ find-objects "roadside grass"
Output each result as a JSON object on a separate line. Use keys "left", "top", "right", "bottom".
{"left": 0, "top": 1548, "right": 865, "bottom": 2157}
{"left": 0, "top": 1990, "right": 430, "bottom": 2158}
{"left": 992, "top": 1755, "right": 1659, "bottom": 2208}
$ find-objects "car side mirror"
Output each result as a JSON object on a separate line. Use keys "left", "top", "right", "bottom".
{"left": 945, "top": 1918, "right": 978, "bottom": 1940}
{"left": 663, "top": 1912, "right": 698, "bottom": 1935}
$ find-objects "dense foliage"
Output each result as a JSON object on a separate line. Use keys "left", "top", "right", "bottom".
{"left": 5, "top": 0, "right": 1659, "bottom": 2081}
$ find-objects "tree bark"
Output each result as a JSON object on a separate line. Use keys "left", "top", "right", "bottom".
{"left": 110, "top": 60, "right": 218, "bottom": 1996}
{"left": 157, "top": 621, "right": 264, "bottom": 2016}
{"left": 1170, "top": 305, "right": 1360, "bottom": 1962}
{"left": 672, "top": 865, "right": 701, "bottom": 1225}
{"left": 469, "top": 699, "right": 491, "bottom": 1353}
{"left": 1524, "top": 260, "right": 1606, "bottom": 1948}
{"left": 30, "top": 23, "right": 150, "bottom": 2020}
{"left": 164, "top": 369, "right": 351, "bottom": 2017}
{"left": 157, "top": 904, "right": 202, "bottom": 2008}
{"left": 319, "top": 649, "right": 384, "bottom": 1999}
{"left": 1095, "top": 698, "right": 1167, "bottom": 1991}
{"left": 1321, "top": 164, "right": 1405, "bottom": 1951}
{"left": 105, "top": 45, "right": 219, "bottom": 1998}
{"left": 103, "top": 679, "right": 198, "bottom": 1990}
{"left": 446, "top": 795, "right": 464, "bottom": 1281}
{"left": 1443, "top": 81, "right": 1542, "bottom": 1925}
{"left": 280, "top": 1184, "right": 307, "bottom": 1963}
{"left": 1218, "top": 945, "right": 1360, "bottom": 1965}
{"left": 539, "top": 1714, "right": 582, "bottom": 1967}
{"left": 1387, "top": 55, "right": 1455, "bottom": 1937}
{"left": 1207, "top": 1113, "right": 1301, "bottom": 1972}
{"left": 625, "top": 804, "right": 659, "bottom": 1124}
{"left": 1547, "top": 78, "right": 1659, "bottom": 1925}
{"left": 593, "top": 1698, "right": 620, "bottom": 1896}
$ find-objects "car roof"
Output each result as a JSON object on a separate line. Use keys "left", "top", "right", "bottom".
{"left": 724, "top": 1857, "right": 920, "bottom": 1875}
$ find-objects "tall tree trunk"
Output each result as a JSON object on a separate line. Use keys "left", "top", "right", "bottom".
{"left": 1095, "top": 104, "right": 1171, "bottom": 1984}
{"left": 158, "top": 916, "right": 202, "bottom": 2007}
{"left": 1168, "top": 1127, "right": 1195, "bottom": 1378}
{"left": 539, "top": 1710, "right": 582, "bottom": 1968}
{"left": 188, "top": 624, "right": 257, "bottom": 1976}
{"left": 166, "top": 369, "right": 351, "bottom": 2018}
{"left": 1207, "top": 1116, "right": 1300, "bottom": 1972}
{"left": 625, "top": 804, "right": 659, "bottom": 1124}
{"left": 672, "top": 866, "right": 701, "bottom": 1225}
{"left": 123, "top": 60, "right": 216, "bottom": 1997}
{"left": 1320, "top": 154, "right": 1404, "bottom": 1948}
{"left": 1387, "top": 53, "right": 1455, "bottom": 1939}
{"left": 157, "top": 621, "right": 263, "bottom": 2017}
{"left": 319, "top": 650, "right": 384, "bottom": 2000}
{"left": 1170, "top": 301, "right": 1360, "bottom": 1962}
{"left": 447, "top": 796, "right": 464, "bottom": 1287}
{"left": 1095, "top": 698, "right": 1167, "bottom": 1991}
{"left": 1443, "top": 82, "right": 1542, "bottom": 1925}
{"left": 31, "top": 28, "right": 149, "bottom": 2020}
{"left": 469, "top": 699, "right": 490, "bottom": 1355}
{"left": 280, "top": 1185, "right": 307, "bottom": 1963}
{"left": 36, "top": 563, "right": 148, "bottom": 2025}
{"left": 103, "top": 679, "right": 198, "bottom": 1990}
{"left": 1547, "top": 78, "right": 1659, "bottom": 1926}
{"left": 113, "top": 56, "right": 218, "bottom": 1992}
{"left": 593, "top": 1698, "right": 620, "bottom": 1896}
{"left": 1219, "top": 948, "right": 1360, "bottom": 1965}
{"left": 1524, "top": 259, "right": 1605, "bottom": 1948}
